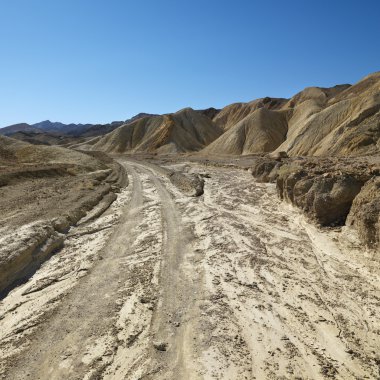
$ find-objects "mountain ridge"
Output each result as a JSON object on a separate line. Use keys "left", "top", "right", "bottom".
{"left": 2, "top": 71, "right": 380, "bottom": 157}
{"left": 0, "top": 113, "right": 159, "bottom": 138}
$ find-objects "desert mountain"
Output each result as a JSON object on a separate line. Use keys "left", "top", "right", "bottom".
{"left": 89, "top": 71, "right": 379, "bottom": 157}
{"left": 32, "top": 120, "right": 95, "bottom": 134}
{"left": 91, "top": 108, "right": 223, "bottom": 153}
{"left": 212, "top": 97, "right": 287, "bottom": 131}
{"left": 0, "top": 113, "right": 158, "bottom": 141}
{"left": 204, "top": 108, "right": 288, "bottom": 155}
{"left": 0, "top": 123, "right": 44, "bottom": 135}
{"left": 3, "top": 72, "right": 379, "bottom": 157}
{"left": 206, "top": 72, "right": 380, "bottom": 156}
{"left": 0, "top": 121, "right": 93, "bottom": 136}
{"left": 276, "top": 72, "right": 380, "bottom": 156}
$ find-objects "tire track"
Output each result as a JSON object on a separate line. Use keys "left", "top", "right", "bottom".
{"left": 3, "top": 166, "right": 147, "bottom": 380}
{"left": 129, "top": 161, "right": 203, "bottom": 380}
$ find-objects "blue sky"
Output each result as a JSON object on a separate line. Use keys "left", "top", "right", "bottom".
{"left": 1, "top": 0, "right": 379, "bottom": 127}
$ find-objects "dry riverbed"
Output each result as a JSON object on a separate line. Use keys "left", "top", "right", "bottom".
{"left": 0, "top": 158, "right": 379, "bottom": 379}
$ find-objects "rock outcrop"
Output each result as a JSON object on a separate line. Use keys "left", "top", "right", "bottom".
{"left": 250, "top": 155, "right": 380, "bottom": 248}
{"left": 277, "top": 170, "right": 366, "bottom": 226}
{"left": 347, "top": 177, "right": 380, "bottom": 247}
{"left": 250, "top": 157, "right": 281, "bottom": 183}
{"left": 168, "top": 171, "right": 204, "bottom": 197}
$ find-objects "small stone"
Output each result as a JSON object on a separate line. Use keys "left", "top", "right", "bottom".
{"left": 139, "top": 296, "right": 150, "bottom": 304}
{"left": 153, "top": 341, "right": 168, "bottom": 351}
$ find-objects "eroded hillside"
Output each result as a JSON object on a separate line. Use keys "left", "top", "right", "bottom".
{"left": 0, "top": 136, "right": 126, "bottom": 296}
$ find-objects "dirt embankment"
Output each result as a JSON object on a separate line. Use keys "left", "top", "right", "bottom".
{"left": 250, "top": 154, "right": 380, "bottom": 248}
{"left": 0, "top": 148, "right": 127, "bottom": 297}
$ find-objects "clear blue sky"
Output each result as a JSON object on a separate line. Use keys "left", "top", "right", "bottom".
{"left": 1, "top": 0, "right": 379, "bottom": 127}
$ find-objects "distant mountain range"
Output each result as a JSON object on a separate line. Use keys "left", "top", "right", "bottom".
{"left": 0, "top": 113, "right": 158, "bottom": 139}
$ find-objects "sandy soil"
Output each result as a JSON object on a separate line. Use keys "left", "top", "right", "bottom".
{"left": 0, "top": 158, "right": 379, "bottom": 379}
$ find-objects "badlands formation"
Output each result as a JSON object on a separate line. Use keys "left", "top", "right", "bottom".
{"left": 0, "top": 72, "right": 379, "bottom": 379}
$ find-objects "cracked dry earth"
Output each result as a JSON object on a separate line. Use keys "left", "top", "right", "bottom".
{"left": 0, "top": 158, "right": 380, "bottom": 380}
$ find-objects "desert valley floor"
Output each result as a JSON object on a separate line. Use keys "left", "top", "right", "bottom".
{"left": 0, "top": 158, "right": 379, "bottom": 380}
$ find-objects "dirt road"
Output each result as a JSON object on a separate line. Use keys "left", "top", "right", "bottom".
{"left": 0, "top": 159, "right": 379, "bottom": 379}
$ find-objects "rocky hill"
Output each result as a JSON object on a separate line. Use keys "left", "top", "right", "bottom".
{"left": 212, "top": 97, "right": 287, "bottom": 131}
{"left": 91, "top": 108, "right": 223, "bottom": 153}
{"left": 3, "top": 72, "right": 379, "bottom": 157}
{"left": 205, "top": 72, "right": 380, "bottom": 156}
{"left": 81, "top": 71, "right": 379, "bottom": 157}
{"left": 277, "top": 73, "right": 380, "bottom": 156}
{"left": 0, "top": 123, "right": 44, "bottom": 135}
{"left": 204, "top": 108, "right": 288, "bottom": 155}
